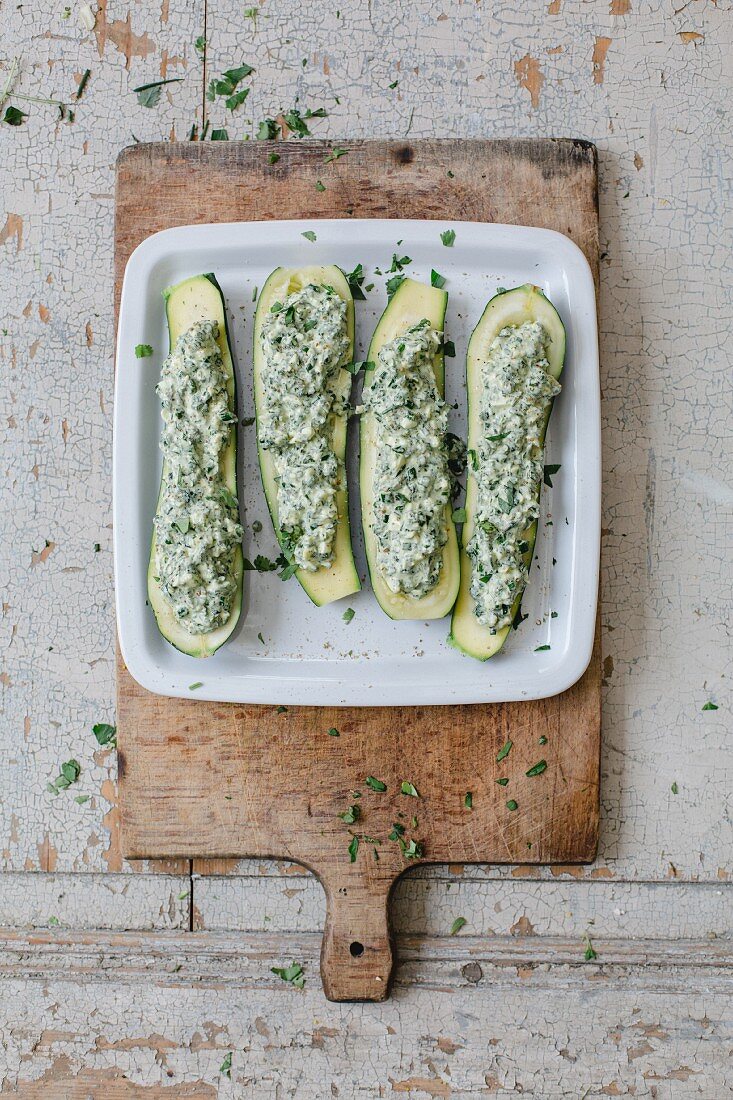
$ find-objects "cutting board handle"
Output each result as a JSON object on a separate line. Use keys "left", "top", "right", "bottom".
{"left": 320, "top": 874, "right": 395, "bottom": 1002}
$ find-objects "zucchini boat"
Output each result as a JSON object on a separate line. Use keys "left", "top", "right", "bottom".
{"left": 360, "top": 277, "right": 460, "bottom": 620}
{"left": 252, "top": 266, "right": 360, "bottom": 606}
{"left": 449, "top": 284, "right": 566, "bottom": 660}
{"left": 148, "top": 273, "right": 244, "bottom": 657}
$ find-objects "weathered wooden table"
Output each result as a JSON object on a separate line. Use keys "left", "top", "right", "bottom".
{"left": 1, "top": 1, "right": 730, "bottom": 1095}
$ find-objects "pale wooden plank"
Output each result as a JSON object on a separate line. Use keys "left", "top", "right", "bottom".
{"left": 0, "top": 931, "right": 730, "bottom": 1097}
{"left": 0, "top": 872, "right": 190, "bottom": 930}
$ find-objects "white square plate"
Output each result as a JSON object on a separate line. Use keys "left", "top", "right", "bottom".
{"left": 114, "top": 219, "right": 599, "bottom": 706}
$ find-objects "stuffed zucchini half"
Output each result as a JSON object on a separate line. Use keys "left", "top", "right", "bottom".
{"left": 252, "top": 266, "right": 360, "bottom": 606}
{"left": 449, "top": 284, "right": 566, "bottom": 660}
{"left": 148, "top": 273, "right": 244, "bottom": 657}
{"left": 360, "top": 277, "right": 460, "bottom": 620}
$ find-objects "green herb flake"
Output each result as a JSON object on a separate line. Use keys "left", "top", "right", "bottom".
{"left": 189, "top": 681, "right": 203, "bottom": 691}
{"left": 194, "top": 35, "right": 206, "bottom": 53}
{"left": 325, "top": 146, "right": 348, "bottom": 162}
{"left": 315, "top": 179, "right": 326, "bottom": 192}
{"left": 400, "top": 780, "right": 419, "bottom": 798}
{"left": 74, "top": 794, "right": 90, "bottom": 804}
{"left": 272, "top": 961, "right": 305, "bottom": 987}
{"left": 539, "top": 735, "right": 548, "bottom": 745}
{"left": 496, "top": 777, "right": 509, "bottom": 787}
{"left": 443, "top": 339, "right": 456, "bottom": 358}
{"left": 365, "top": 776, "right": 387, "bottom": 792}
{"left": 464, "top": 791, "right": 473, "bottom": 810}
{"left": 348, "top": 834, "right": 359, "bottom": 862}
{"left": 451, "top": 507, "right": 466, "bottom": 524}
{"left": 506, "top": 799, "right": 518, "bottom": 811}
{"left": 388, "top": 79, "right": 399, "bottom": 89}
{"left": 345, "top": 262, "right": 366, "bottom": 299}
{"left": 526, "top": 760, "right": 547, "bottom": 777}
{"left": 328, "top": 727, "right": 340, "bottom": 737}
{"left": 48, "top": 915, "right": 60, "bottom": 926}
{"left": 342, "top": 607, "right": 355, "bottom": 623}
{"left": 496, "top": 739, "right": 513, "bottom": 763}
{"left": 450, "top": 916, "right": 467, "bottom": 935}
{"left": 276, "top": 705, "right": 288, "bottom": 713}
{"left": 386, "top": 273, "right": 405, "bottom": 299}
{"left": 219, "top": 1052, "right": 233, "bottom": 1079}
{"left": 430, "top": 269, "right": 446, "bottom": 289}
{"left": 48, "top": 758, "right": 81, "bottom": 794}
{"left": 543, "top": 463, "right": 561, "bottom": 487}
{"left": 702, "top": 701, "right": 719, "bottom": 711}
{"left": 302, "top": 230, "right": 317, "bottom": 242}
{"left": 92, "top": 722, "right": 117, "bottom": 747}
{"left": 534, "top": 645, "right": 551, "bottom": 652}
{"left": 583, "top": 934, "right": 597, "bottom": 961}
{"left": 257, "top": 118, "right": 280, "bottom": 140}
{"left": 135, "top": 343, "right": 153, "bottom": 358}
{"left": 440, "top": 229, "right": 456, "bottom": 247}
{"left": 268, "top": 152, "right": 280, "bottom": 164}
{"left": 210, "top": 128, "right": 229, "bottom": 141}
{"left": 671, "top": 781, "right": 679, "bottom": 794}
{"left": 2, "top": 106, "right": 26, "bottom": 126}
{"left": 257, "top": 632, "right": 265, "bottom": 645}
{"left": 339, "top": 804, "right": 360, "bottom": 823}
{"left": 134, "top": 78, "right": 183, "bottom": 108}
{"left": 75, "top": 68, "right": 91, "bottom": 100}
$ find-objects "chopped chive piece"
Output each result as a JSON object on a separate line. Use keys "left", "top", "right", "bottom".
{"left": 325, "top": 146, "right": 348, "bottom": 161}
{"left": 271, "top": 961, "right": 305, "bottom": 988}
{"left": 189, "top": 681, "right": 203, "bottom": 690}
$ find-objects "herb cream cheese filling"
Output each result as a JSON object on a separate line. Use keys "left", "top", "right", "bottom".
{"left": 154, "top": 319, "right": 242, "bottom": 635}
{"left": 259, "top": 283, "right": 350, "bottom": 572}
{"left": 363, "top": 320, "right": 451, "bottom": 599}
{"left": 466, "top": 320, "right": 561, "bottom": 632}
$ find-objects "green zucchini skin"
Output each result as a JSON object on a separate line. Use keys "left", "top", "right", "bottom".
{"left": 147, "top": 273, "right": 243, "bottom": 657}
{"left": 448, "top": 284, "right": 566, "bottom": 660}
{"left": 252, "top": 266, "right": 361, "bottom": 607}
{"left": 360, "top": 277, "right": 460, "bottom": 621}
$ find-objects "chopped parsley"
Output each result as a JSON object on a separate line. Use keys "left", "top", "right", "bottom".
{"left": 400, "top": 781, "right": 419, "bottom": 797}
{"left": 92, "top": 722, "right": 117, "bottom": 747}
{"left": 219, "top": 1052, "right": 232, "bottom": 1078}
{"left": 451, "top": 507, "right": 466, "bottom": 524}
{"left": 276, "top": 705, "right": 288, "bottom": 713}
{"left": 506, "top": 799, "right": 518, "bottom": 811}
{"left": 525, "top": 760, "right": 547, "bottom": 777}
{"left": 135, "top": 343, "right": 153, "bottom": 358}
{"left": 315, "top": 179, "right": 326, "bottom": 191}
{"left": 47, "top": 759, "right": 81, "bottom": 795}
{"left": 325, "top": 146, "right": 348, "bottom": 162}
{"left": 339, "top": 804, "right": 359, "bottom": 824}
{"left": 328, "top": 727, "right": 340, "bottom": 737}
{"left": 450, "top": 916, "right": 467, "bottom": 935}
{"left": 268, "top": 152, "right": 280, "bottom": 164}
{"left": 534, "top": 644, "right": 551, "bottom": 652}
{"left": 188, "top": 681, "right": 203, "bottom": 690}
{"left": 443, "top": 339, "right": 456, "bottom": 357}
{"left": 210, "top": 128, "right": 229, "bottom": 141}
{"left": 3, "top": 106, "right": 27, "bottom": 126}
{"left": 348, "top": 834, "right": 359, "bottom": 862}
{"left": 271, "top": 961, "right": 305, "bottom": 988}
{"left": 496, "top": 777, "right": 509, "bottom": 787}
{"left": 671, "top": 781, "right": 679, "bottom": 794}
{"left": 206, "top": 63, "right": 254, "bottom": 110}
{"left": 365, "top": 776, "right": 387, "bottom": 792}
{"left": 496, "top": 739, "right": 512, "bottom": 763}
{"left": 430, "top": 269, "right": 446, "bottom": 289}
{"left": 464, "top": 791, "right": 473, "bottom": 810}
{"left": 345, "top": 262, "right": 367, "bottom": 300}
{"left": 133, "top": 78, "right": 183, "bottom": 108}
{"left": 583, "top": 934, "right": 597, "bottom": 961}
{"left": 440, "top": 229, "right": 456, "bottom": 247}
{"left": 257, "top": 118, "right": 280, "bottom": 140}
{"left": 702, "top": 701, "right": 718, "bottom": 711}
{"left": 301, "top": 230, "right": 317, "bottom": 242}
{"left": 543, "top": 463, "right": 561, "bottom": 487}
{"left": 342, "top": 607, "right": 355, "bottom": 623}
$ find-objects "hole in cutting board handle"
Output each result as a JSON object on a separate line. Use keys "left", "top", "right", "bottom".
{"left": 349, "top": 940, "right": 364, "bottom": 958}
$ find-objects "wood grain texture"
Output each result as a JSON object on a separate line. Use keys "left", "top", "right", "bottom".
{"left": 115, "top": 139, "right": 600, "bottom": 1001}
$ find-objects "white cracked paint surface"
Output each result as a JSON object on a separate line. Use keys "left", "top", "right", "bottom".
{"left": 0, "top": 0, "right": 731, "bottom": 1088}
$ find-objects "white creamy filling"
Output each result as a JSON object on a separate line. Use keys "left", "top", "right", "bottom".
{"left": 467, "top": 320, "right": 561, "bottom": 631}
{"left": 259, "top": 283, "right": 349, "bottom": 572}
{"left": 154, "top": 318, "right": 242, "bottom": 635}
{"left": 363, "top": 320, "right": 450, "bottom": 599}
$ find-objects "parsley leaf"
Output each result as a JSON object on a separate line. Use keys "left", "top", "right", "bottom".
{"left": 543, "top": 463, "right": 561, "bottom": 487}
{"left": 3, "top": 106, "right": 27, "bottom": 126}
{"left": 325, "top": 146, "right": 348, "bottom": 161}
{"left": 506, "top": 799, "right": 518, "bottom": 811}
{"left": 702, "top": 701, "right": 718, "bottom": 711}
{"left": 92, "top": 722, "right": 117, "bottom": 747}
{"left": 271, "top": 961, "right": 305, "bottom": 988}
{"left": 430, "top": 269, "right": 446, "bottom": 288}
{"left": 345, "top": 262, "right": 367, "bottom": 300}
{"left": 257, "top": 118, "right": 280, "bottom": 140}
{"left": 365, "top": 776, "right": 387, "bottom": 792}
{"left": 339, "top": 804, "right": 359, "bottom": 824}
{"left": 302, "top": 230, "right": 317, "bottom": 242}
{"left": 525, "top": 760, "right": 547, "bottom": 777}
{"left": 583, "top": 934, "right": 597, "bottom": 961}
{"left": 348, "top": 834, "right": 359, "bottom": 862}
{"left": 451, "top": 507, "right": 466, "bottom": 524}
{"left": 450, "top": 916, "right": 467, "bottom": 935}
{"left": 496, "top": 739, "right": 512, "bottom": 763}
{"left": 342, "top": 607, "right": 355, "bottom": 623}
{"left": 220, "top": 1052, "right": 232, "bottom": 1078}
{"left": 135, "top": 344, "right": 153, "bottom": 358}
{"left": 386, "top": 273, "right": 404, "bottom": 299}
{"left": 440, "top": 229, "right": 456, "bottom": 247}
{"left": 328, "top": 727, "right": 340, "bottom": 737}
{"left": 133, "top": 78, "right": 183, "bottom": 108}
{"left": 400, "top": 780, "right": 419, "bottom": 798}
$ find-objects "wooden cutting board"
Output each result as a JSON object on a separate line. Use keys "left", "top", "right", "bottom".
{"left": 115, "top": 139, "right": 600, "bottom": 1002}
